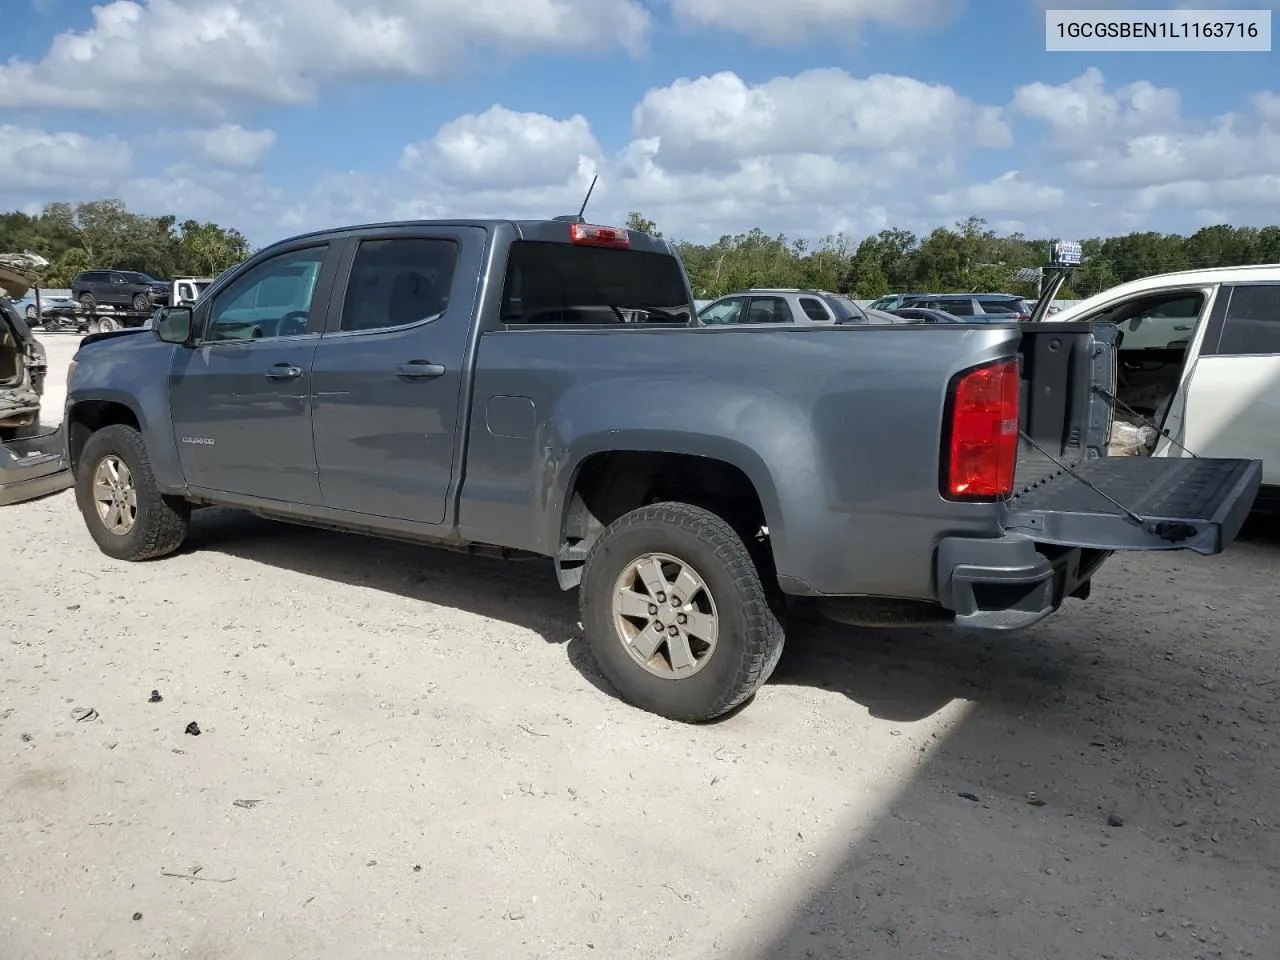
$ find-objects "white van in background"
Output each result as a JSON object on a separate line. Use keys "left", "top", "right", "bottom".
{"left": 1048, "top": 264, "right": 1280, "bottom": 509}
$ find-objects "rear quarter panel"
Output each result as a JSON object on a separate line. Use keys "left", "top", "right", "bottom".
{"left": 459, "top": 323, "right": 1023, "bottom": 599}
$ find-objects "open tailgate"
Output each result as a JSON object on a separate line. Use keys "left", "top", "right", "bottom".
{"left": 1004, "top": 455, "right": 1262, "bottom": 555}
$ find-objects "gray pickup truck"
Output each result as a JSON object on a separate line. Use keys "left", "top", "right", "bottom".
{"left": 62, "top": 217, "right": 1262, "bottom": 722}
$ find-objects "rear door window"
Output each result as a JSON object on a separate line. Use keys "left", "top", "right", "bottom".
{"left": 937, "top": 299, "right": 975, "bottom": 316}
{"left": 1214, "top": 284, "right": 1280, "bottom": 355}
{"left": 338, "top": 238, "right": 459, "bottom": 332}
{"left": 744, "top": 297, "right": 794, "bottom": 323}
{"left": 501, "top": 241, "right": 691, "bottom": 326}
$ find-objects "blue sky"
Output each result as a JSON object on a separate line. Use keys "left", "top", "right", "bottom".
{"left": 1, "top": 0, "right": 1277, "bottom": 246}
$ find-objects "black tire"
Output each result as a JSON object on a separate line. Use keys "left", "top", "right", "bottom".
{"left": 25, "top": 305, "right": 37, "bottom": 320}
{"left": 131, "top": 293, "right": 150, "bottom": 312}
{"left": 79, "top": 293, "right": 95, "bottom": 310}
{"left": 579, "top": 501, "right": 785, "bottom": 723}
{"left": 74, "top": 424, "right": 190, "bottom": 561}
{"left": 95, "top": 316, "right": 119, "bottom": 333}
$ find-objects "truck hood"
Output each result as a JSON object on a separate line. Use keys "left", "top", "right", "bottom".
{"left": 79, "top": 326, "right": 150, "bottom": 349}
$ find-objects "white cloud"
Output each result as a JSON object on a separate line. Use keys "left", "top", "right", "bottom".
{"left": 669, "top": 0, "right": 961, "bottom": 43}
{"left": 1012, "top": 67, "right": 1180, "bottom": 148}
{"left": 930, "top": 171, "right": 1065, "bottom": 217}
{"left": 632, "top": 69, "right": 1010, "bottom": 172}
{"left": 0, "top": 125, "right": 133, "bottom": 195}
{"left": 1254, "top": 91, "right": 1280, "bottom": 123}
{"left": 109, "top": 70, "right": 1024, "bottom": 244}
{"left": 1011, "top": 70, "right": 1280, "bottom": 229}
{"left": 401, "top": 106, "right": 600, "bottom": 191}
{"left": 183, "top": 124, "right": 276, "bottom": 167}
{"left": 1129, "top": 175, "right": 1280, "bottom": 214}
{"left": 1069, "top": 119, "right": 1280, "bottom": 189}
{"left": 0, "top": 0, "right": 650, "bottom": 115}
{"left": 1015, "top": 71, "right": 1280, "bottom": 193}
{"left": 12, "top": 63, "right": 1279, "bottom": 251}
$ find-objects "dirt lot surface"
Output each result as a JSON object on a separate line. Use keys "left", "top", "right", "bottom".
{"left": 3, "top": 340, "right": 1278, "bottom": 958}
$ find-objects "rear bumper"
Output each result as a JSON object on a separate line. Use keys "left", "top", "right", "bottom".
{"left": 0, "top": 425, "right": 72, "bottom": 506}
{"left": 935, "top": 535, "right": 1110, "bottom": 631}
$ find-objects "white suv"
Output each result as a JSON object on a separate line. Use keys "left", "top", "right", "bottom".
{"left": 697, "top": 288, "right": 900, "bottom": 325}
{"left": 1048, "top": 264, "right": 1279, "bottom": 506}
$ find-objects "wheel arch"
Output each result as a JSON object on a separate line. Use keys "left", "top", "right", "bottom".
{"left": 66, "top": 398, "right": 143, "bottom": 476}
{"left": 551, "top": 436, "right": 789, "bottom": 590}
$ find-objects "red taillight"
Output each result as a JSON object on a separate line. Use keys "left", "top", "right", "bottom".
{"left": 943, "top": 358, "right": 1020, "bottom": 500}
{"left": 570, "top": 223, "right": 630, "bottom": 248}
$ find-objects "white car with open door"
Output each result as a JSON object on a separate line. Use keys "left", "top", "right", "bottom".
{"left": 1047, "top": 264, "right": 1280, "bottom": 512}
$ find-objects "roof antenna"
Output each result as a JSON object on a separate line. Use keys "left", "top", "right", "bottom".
{"left": 577, "top": 175, "right": 597, "bottom": 221}
{"left": 554, "top": 175, "right": 598, "bottom": 223}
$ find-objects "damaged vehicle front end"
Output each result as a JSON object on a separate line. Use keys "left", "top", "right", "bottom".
{"left": 1, "top": 259, "right": 72, "bottom": 505}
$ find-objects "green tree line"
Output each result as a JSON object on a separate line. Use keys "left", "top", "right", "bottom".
{"left": 627, "top": 213, "right": 1280, "bottom": 301}
{"left": 6, "top": 198, "right": 1277, "bottom": 301}
{"left": 0, "top": 199, "right": 251, "bottom": 287}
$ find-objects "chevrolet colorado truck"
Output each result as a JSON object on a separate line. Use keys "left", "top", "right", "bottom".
{"left": 62, "top": 218, "right": 1262, "bottom": 722}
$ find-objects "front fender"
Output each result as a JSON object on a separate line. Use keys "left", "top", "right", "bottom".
{"left": 65, "top": 338, "right": 185, "bottom": 491}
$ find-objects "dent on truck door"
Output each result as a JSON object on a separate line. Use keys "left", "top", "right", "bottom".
{"left": 310, "top": 230, "right": 482, "bottom": 524}
{"left": 1179, "top": 283, "right": 1280, "bottom": 487}
{"left": 169, "top": 244, "right": 333, "bottom": 503}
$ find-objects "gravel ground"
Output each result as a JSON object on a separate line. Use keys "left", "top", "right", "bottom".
{"left": 3, "top": 332, "right": 1277, "bottom": 959}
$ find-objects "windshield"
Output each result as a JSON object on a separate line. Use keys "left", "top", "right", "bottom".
{"left": 824, "top": 295, "right": 863, "bottom": 321}
{"left": 501, "top": 241, "right": 692, "bottom": 325}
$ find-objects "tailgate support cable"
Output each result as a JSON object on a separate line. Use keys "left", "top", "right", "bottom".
{"left": 1018, "top": 430, "right": 1148, "bottom": 529}
{"left": 1091, "top": 385, "right": 1200, "bottom": 458}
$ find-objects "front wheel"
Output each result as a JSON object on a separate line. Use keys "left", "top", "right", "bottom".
{"left": 578, "top": 502, "right": 785, "bottom": 723}
{"left": 74, "top": 424, "right": 190, "bottom": 561}
{"left": 131, "top": 293, "right": 151, "bottom": 312}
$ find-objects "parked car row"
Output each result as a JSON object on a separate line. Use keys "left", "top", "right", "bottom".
{"left": 696, "top": 288, "right": 904, "bottom": 325}
{"left": 694, "top": 288, "right": 1041, "bottom": 328}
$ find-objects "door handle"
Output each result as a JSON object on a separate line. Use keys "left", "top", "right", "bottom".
{"left": 265, "top": 363, "right": 303, "bottom": 380}
{"left": 397, "top": 361, "right": 446, "bottom": 379}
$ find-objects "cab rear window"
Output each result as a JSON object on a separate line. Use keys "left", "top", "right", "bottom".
{"left": 501, "top": 241, "right": 692, "bottom": 326}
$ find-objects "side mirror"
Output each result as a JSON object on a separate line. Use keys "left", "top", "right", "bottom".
{"left": 156, "top": 305, "right": 194, "bottom": 344}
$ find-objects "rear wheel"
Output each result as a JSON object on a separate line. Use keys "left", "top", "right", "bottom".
{"left": 74, "top": 424, "right": 189, "bottom": 561}
{"left": 78, "top": 293, "right": 95, "bottom": 311}
{"left": 95, "top": 316, "right": 119, "bottom": 333}
{"left": 25, "top": 305, "right": 37, "bottom": 320}
{"left": 579, "top": 502, "right": 785, "bottom": 722}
